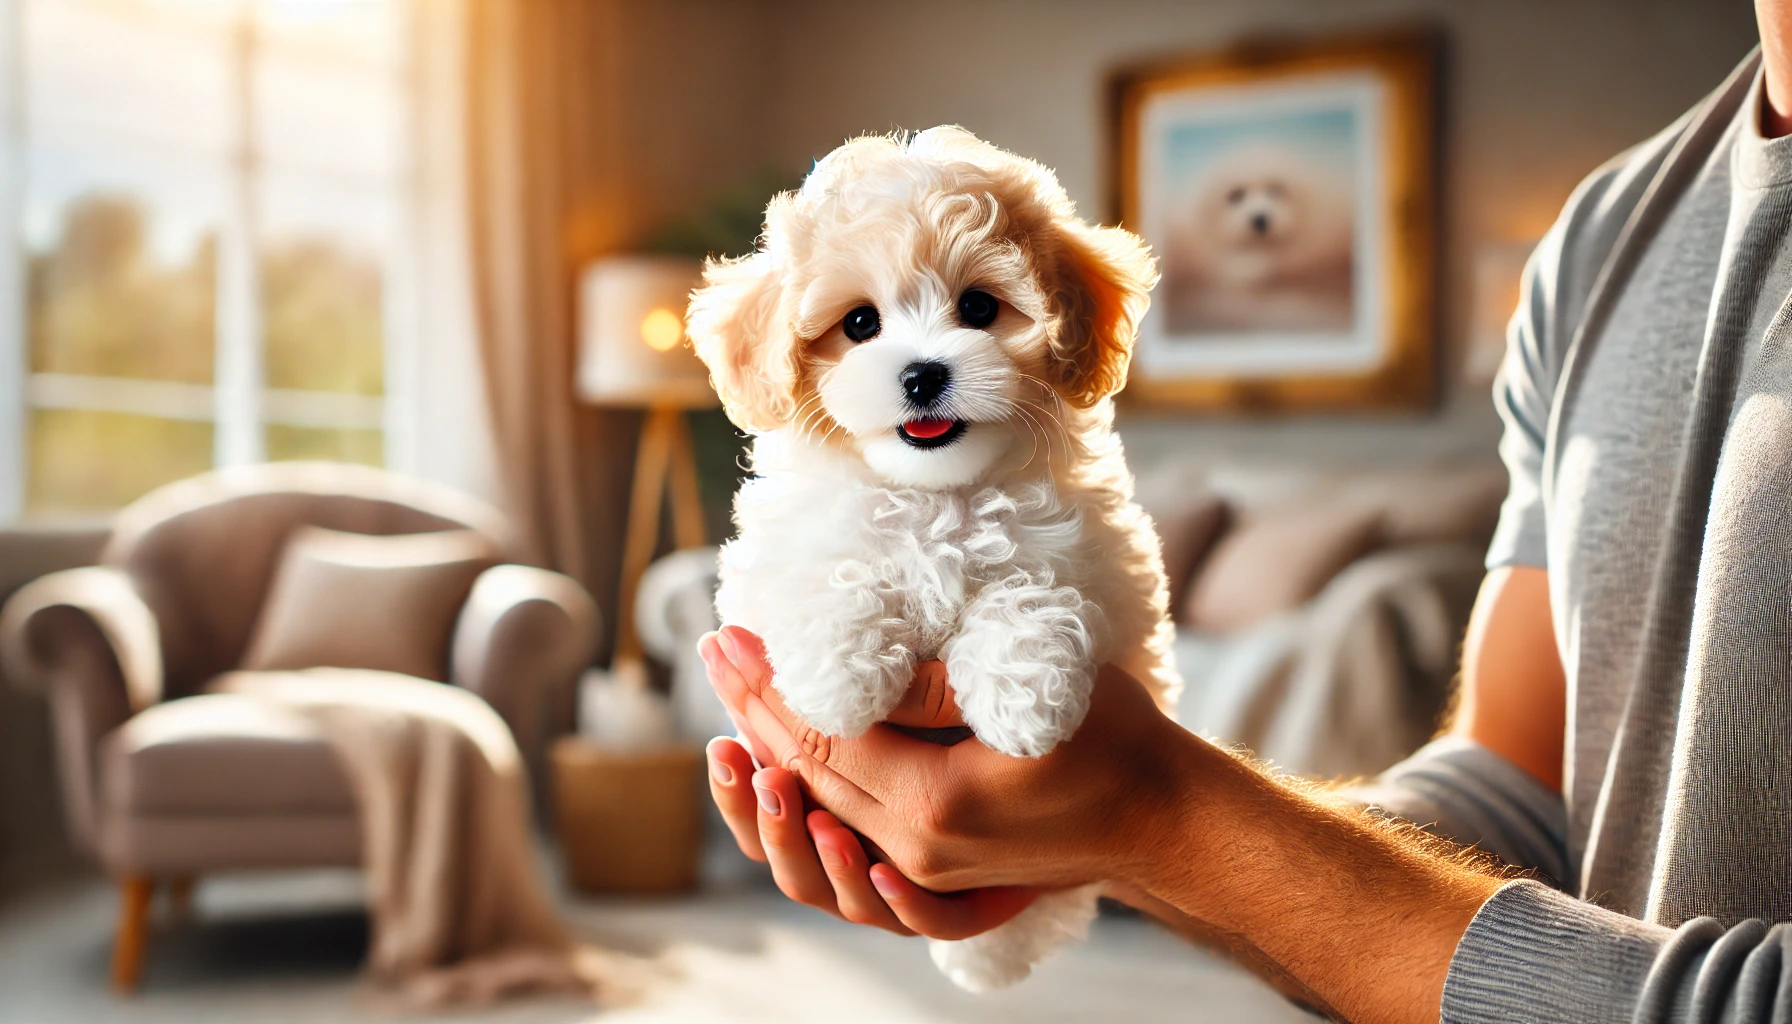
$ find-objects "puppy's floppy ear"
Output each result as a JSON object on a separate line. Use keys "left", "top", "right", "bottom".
{"left": 686, "top": 250, "right": 798, "bottom": 432}
{"left": 1046, "top": 222, "right": 1159, "bottom": 407}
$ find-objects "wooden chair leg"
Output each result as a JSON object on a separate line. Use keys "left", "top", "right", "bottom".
{"left": 110, "top": 875, "right": 155, "bottom": 995}
{"left": 165, "top": 876, "right": 195, "bottom": 920}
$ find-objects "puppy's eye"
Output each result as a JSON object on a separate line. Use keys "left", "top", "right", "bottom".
{"left": 842, "top": 305, "right": 880, "bottom": 343}
{"left": 957, "top": 289, "right": 999, "bottom": 329}
{"left": 1226, "top": 186, "right": 1247, "bottom": 205}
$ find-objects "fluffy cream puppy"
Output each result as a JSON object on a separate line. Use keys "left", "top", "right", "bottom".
{"left": 686, "top": 126, "right": 1181, "bottom": 991}
{"left": 1162, "top": 140, "right": 1355, "bottom": 333}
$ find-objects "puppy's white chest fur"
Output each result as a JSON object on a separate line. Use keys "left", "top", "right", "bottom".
{"left": 717, "top": 438, "right": 1107, "bottom": 758}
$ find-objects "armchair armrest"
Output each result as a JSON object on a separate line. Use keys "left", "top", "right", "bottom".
{"left": 0, "top": 567, "right": 164, "bottom": 854}
{"left": 451, "top": 565, "right": 599, "bottom": 757}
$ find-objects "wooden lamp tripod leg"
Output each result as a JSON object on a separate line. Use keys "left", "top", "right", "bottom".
{"left": 615, "top": 405, "right": 707, "bottom": 667}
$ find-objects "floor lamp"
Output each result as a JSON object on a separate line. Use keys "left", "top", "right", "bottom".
{"left": 576, "top": 255, "right": 715, "bottom": 671}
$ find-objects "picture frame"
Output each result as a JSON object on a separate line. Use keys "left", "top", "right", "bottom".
{"left": 1111, "top": 30, "right": 1438, "bottom": 412}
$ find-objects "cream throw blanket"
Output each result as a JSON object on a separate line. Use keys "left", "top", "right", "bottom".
{"left": 211, "top": 668, "right": 620, "bottom": 1007}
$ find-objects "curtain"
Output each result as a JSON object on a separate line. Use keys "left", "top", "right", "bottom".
{"left": 464, "top": 0, "right": 639, "bottom": 663}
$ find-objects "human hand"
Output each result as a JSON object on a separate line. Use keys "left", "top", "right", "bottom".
{"left": 699, "top": 626, "right": 1196, "bottom": 933}
{"left": 702, "top": 639, "right": 1038, "bottom": 937}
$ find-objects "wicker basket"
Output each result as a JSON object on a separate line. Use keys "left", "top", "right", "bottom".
{"left": 551, "top": 736, "right": 705, "bottom": 894}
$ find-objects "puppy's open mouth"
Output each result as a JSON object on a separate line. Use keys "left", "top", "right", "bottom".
{"left": 897, "top": 418, "right": 967, "bottom": 449}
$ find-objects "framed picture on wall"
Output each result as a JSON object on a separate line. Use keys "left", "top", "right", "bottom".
{"left": 1112, "top": 30, "right": 1437, "bottom": 412}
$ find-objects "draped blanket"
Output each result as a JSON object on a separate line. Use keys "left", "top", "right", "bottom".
{"left": 1175, "top": 545, "right": 1485, "bottom": 780}
{"left": 211, "top": 668, "right": 623, "bottom": 1007}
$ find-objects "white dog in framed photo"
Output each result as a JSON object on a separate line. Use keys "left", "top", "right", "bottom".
{"left": 685, "top": 126, "right": 1182, "bottom": 992}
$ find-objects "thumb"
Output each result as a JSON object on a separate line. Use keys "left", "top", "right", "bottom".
{"left": 884, "top": 660, "right": 965, "bottom": 729}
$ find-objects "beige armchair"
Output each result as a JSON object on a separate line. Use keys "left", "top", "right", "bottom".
{"left": 0, "top": 463, "right": 598, "bottom": 993}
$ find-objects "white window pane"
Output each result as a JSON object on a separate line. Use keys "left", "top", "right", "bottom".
{"left": 260, "top": 172, "right": 391, "bottom": 395}
{"left": 253, "top": 6, "right": 405, "bottom": 180}
{"left": 25, "top": 0, "right": 235, "bottom": 157}
{"left": 254, "top": 0, "right": 404, "bottom": 69}
{"left": 24, "top": 142, "right": 225, "bottom": 384}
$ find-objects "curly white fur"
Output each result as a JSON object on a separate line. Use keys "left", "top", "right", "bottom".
{"left": 691, "top": 126, "right": 1183, "bottom": 992}
{"left": 720, "top": 435, "right": 1115, "bottom": 755}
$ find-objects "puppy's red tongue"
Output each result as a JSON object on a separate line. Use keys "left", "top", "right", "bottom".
{"left": 902, "top": 418, "right": 956, "bottom": 439}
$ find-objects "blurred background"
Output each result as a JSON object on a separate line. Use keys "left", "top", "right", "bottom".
{"left": 0, "top": 1, "right": 1762, "bottom": 1022}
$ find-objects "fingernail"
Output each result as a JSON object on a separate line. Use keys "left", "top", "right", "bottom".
{"left": 754, "top": 783, "right": 781, "bottom": 816}
{"left": 710, "top": 755, "right": 734, "bottom": 786}
{"left": 718, "top": 629, "right": 744, "bottom": 666}
{"left": 870, "top": 870, "right": 899, "bottom": 899}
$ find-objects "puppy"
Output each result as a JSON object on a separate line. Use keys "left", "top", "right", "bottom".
{"left": 686, "top": 127, "right": 1182, "bottom": 991}
{"left": 1162, "top": 140, "right": 1354, "bottom": 334}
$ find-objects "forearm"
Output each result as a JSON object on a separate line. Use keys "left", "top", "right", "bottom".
{"left": 1122, "top": 735, "right": 1505, "bottom": 1024}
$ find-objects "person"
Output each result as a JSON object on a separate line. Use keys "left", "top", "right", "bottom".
{"left": 699, "top": 7, "right": 1792, "bottom": 1019}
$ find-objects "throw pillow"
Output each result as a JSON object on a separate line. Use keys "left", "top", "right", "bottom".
{"left": 1143, "top": 491, "right": 1232, "bottom": 606}
{"left": 1181, "top": 502, "right": 1383, "bottom": 632}
{"left": 241, "top": 526, "right": 502, "bottom": 682}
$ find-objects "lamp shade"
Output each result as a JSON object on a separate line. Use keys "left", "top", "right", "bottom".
{"left": 576, "top": 255, "right": 717, "bottom": 408}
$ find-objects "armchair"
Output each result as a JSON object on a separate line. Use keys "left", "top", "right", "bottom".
{"left": 0, "top": 463, "right": 598, "bottom": 993}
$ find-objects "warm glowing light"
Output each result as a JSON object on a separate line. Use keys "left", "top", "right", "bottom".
{"left": 640, "top": 308, "right": 683, "bottom": 351}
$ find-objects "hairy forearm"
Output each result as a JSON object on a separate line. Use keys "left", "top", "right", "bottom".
{"left": 1119, "top": 736, "right": 1506, "bottom": 1024}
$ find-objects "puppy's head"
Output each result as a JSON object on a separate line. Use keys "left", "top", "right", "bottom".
{"left": 686, "top": 127, "right": 1157, "bottom": 489}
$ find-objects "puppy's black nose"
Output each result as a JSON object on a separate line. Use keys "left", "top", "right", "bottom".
{"left": 1250, "top": 212, "right": 1271, "bottom": 236}
{"left": 901, "top": 360, "right": 952, "bottom": 408}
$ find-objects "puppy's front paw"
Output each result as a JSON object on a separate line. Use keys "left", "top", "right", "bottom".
{"left": 945, "top": 584, "right": 1099, "bottom": 757}
{"left": 949, "top": 657, "right": 1092, "bottom": 757}
{"left": 769, "top": 639, "right": 915, "bottom": 738}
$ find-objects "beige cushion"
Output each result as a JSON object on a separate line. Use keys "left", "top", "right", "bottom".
{"left": 99, "top": 692, "right": 354, "bottom": 816}
{"left": 1140, "top": 490, "right": 1231, "bottom": 605}
{"left": 242, "top": 526, "right": 501, "bottom": 683}
{"left": 1182, "top": 502, "right": 1383, "bottom": 632}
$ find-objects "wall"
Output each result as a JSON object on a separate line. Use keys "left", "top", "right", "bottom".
{"left": 744, "top": 0, "right": 1759, "bottom": 474}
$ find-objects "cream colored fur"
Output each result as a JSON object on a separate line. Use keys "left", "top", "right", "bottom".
{"left": 686, "top": 126, "right": 1181, "bottom": 991}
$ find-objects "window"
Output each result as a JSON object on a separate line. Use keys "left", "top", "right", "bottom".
{"left": 1, "top": 0, "right": 415, "bottom": 519}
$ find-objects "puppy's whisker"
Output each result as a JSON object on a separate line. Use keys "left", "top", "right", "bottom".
{"left": 1015, "top": 404, "right": 1057, "bottom": 470}
{"left": 790, "top": 393, "right": 833, "bottom": 442}
{"left": 1014, "top": 406, "right": 1047, "bottom": 472}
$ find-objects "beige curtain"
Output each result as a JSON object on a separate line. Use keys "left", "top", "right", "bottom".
{"left": 464, "top": 0, "right": 639, "bottom": 662}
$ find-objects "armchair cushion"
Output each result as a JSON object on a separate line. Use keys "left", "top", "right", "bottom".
{"left": 243, "top": 527, "right": 501, "bottom": 683}
{"left": 100, "top": 691, "right": 354, "bottom": 817}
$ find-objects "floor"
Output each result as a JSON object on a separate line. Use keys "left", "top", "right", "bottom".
{"left": 0, "top": 855, "right": 1313, "bottom": 1024}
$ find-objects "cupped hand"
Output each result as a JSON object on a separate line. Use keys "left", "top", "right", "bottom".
{"left": 702, "top": 645, "right": 1036, "bottom": 938}
{"left": 698, "top": 626, "right": 1194, "bottom": 937}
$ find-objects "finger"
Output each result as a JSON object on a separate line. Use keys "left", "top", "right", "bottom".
{"left": 753, "top": 767, "right": 840, "bottom": 915}
{"left": 716, "top": 625, "right": 775, "bottom": 694}
{"left": 706, "top": 737, "right": 766, "bottom": 862}
{"left": 807, "top": 810, "right": 915, "bottom": 935}
{"left": 701, "top": 632, "right": 777, "bottom": 767}
{"left": 737, "top": 689, "right": 892, "bottom": 827}
{"left": 868, "top": 864, "right": 1039, "bottom": 941}
{"left": 884, "top": 660, "right": 966, "bottom": 729}
{"left": 734, "top": 684, "right": 955, "bottom": 850}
